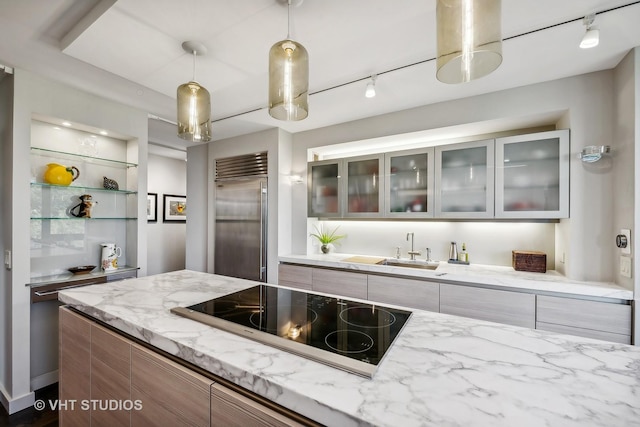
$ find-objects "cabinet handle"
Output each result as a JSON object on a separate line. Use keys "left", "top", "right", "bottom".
{"left": 34, "top": 281, "right": 101, "bottom": 297}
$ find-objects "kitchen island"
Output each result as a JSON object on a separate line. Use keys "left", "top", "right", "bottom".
{"left": 59, "top": 270, "right": 640, "bottom": 427}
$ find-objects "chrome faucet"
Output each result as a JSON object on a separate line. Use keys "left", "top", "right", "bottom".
{"left": 406, "top": 232, "right": 421, "bottom": 260}
{"left": 425, "top": 247, "right": 432, "bottom": 262}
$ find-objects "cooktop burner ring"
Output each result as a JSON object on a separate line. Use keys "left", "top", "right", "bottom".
{"left": 338, "top": 306, "right": 397, "bottom": 328}
{"left": 324, "top": 330, "right": 374, "bottom": 354}
{"left": 248, "top": 306, "right": 318, "bottom": 332}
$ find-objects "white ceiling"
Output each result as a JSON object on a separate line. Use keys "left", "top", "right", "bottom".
{"left": 1, "top": 0, "right": 639, "bottom": 156}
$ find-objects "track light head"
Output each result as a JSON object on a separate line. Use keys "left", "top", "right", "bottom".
{"left": 365, "top": 75, "right": 377, "bottom": 98}
{"left": 580, "top": 14, "right": 599, "bottom": 49}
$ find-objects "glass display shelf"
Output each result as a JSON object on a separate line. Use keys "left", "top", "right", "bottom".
{"left": 30, "top": 182, "right": 138, "bottom": 194}
{"left": 30, "top": 217, "right": 137, "bottom": 220}
{"left": 31, "top": 147, "right": 138, "bottom": 168}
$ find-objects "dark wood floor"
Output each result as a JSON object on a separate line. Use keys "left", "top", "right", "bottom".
{"left": 0, "top": 384, "right": 59, "bottom": 427}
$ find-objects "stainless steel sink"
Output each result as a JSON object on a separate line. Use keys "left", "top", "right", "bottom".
{"left": 381, "top": 259, "right": 440, "bottom": 270}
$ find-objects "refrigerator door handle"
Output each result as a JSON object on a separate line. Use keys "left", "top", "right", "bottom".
{"left": 259, "top": 181, "right": 268, "bottom": 282}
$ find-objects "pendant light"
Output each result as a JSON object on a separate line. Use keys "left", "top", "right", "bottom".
{"left": 177, "top": 41, "right": 212, "bottom": 142}
{"left": 268, "top": 0, "right": 309, "bottom": 121}
{"left": 436, "top": 0, "right": 503, "bottom": 84}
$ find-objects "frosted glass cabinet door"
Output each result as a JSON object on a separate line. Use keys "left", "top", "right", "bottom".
{"left": 384, "top": 148, "right": 435, "bottom": 217}
{"left": 307, "top": 160, "right": 342, "bottom": 217}
{"left": 495, "top": 129, "right": 569, "bottom": 219}
{"left": 435, "top": 139, "right": 494, "bottom": 218}
{"left": 344, "top": 154, "right": 384, "bottom": 217}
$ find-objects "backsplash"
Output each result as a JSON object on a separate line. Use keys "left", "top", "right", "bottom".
{"left": 307, "top": 219, "right": 556, "bottom": 270}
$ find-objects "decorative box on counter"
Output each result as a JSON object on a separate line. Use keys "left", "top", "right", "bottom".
{"left": 512, "top": 250, "right": 547, "bottom": 273}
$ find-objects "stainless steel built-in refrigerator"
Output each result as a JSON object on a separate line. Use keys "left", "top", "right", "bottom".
{"left": 214, "top": 166, "right": 267, "bottom": 282}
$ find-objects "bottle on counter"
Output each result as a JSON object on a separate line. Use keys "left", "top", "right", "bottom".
{"left": 448, "top": 241, "right": 458, "bottom": 261}
{"left": 458, "top": 243, "right": 469, "bottom": 263}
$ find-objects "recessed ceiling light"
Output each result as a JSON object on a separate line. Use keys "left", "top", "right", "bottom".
{"left": 99, "top": 130, "right": 108, "bottom": 136}
{"left": 90, "top": 135, "right": 97, "bottom": 138}
{"left": 61, "top": 121, "right": 71, "bottom": 127}
{"left": 53, "top": 127, "right": 61, "bottom": 131}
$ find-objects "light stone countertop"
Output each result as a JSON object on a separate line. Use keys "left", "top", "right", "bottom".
{"left": 59, "top": 270, "right": 640, "bottom": 427}
{"left": 279, "top": 253, "right": 634, "bottom": 300}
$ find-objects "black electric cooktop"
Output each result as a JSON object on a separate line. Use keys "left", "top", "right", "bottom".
{"left": 171, "top": 285, "right": 412, "bottom": 378}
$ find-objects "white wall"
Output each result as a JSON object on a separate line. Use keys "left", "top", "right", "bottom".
{"left": 185, "top": 144, "right": 209, "bottom": 272}
{"left": 2, "top": 68, "right": 148, "bottom": 414}
{"left": 291, "top": 70, "right": 618, "bottom": 284}
{"left": 612, "top": 47, "right": 639, "bottom": 345}
{"left": 0, "top": 72, "right": 13, "bottom": 409}
{"left": 147, "top": 153, "right": 187, "bottom": 275}
{"left": 308, "top": 220, "right": 556, "bottom": 268}
{"left": 613, "top": 49, "right": 636, "bottom": 289}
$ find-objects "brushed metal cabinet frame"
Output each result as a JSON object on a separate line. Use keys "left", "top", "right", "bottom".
{"left": 383, "top": 147, "right": 435, "bottom": 218}
{"left": 434, "top": 139, "right": 495, "bottom": 219}
{"left": 495, "top": 129, "right": 570, "bottom": 219}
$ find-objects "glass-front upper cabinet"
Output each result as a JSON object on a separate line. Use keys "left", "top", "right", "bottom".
{"left": 435, "top": 139, "right": 494, "bottom": 218}
{"left": 308, "top": 159, "right": 342, "bottom": 217}
{"left": 344, "top": 154, "right": 384, "bottom": 217}
{"left": 384, "top": 148, "right": 435, "bottom": 217}
{"left": 495, "top": 129, "right": 569, "bottom": 219}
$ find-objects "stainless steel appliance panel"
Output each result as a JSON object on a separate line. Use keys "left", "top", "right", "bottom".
{"left": 214, "top": 178, "right": 267, "bottom": 282}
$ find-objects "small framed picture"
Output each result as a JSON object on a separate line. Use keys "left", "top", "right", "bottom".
{"left": 147, "top": 193, "right": 158, "bottom": 222}
{"left": 163, "top": 194, "right": 187, "bottom": 222}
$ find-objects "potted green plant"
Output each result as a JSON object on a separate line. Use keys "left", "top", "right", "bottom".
{"left": 309, "top": 224, "right": 345, "bottom": 254}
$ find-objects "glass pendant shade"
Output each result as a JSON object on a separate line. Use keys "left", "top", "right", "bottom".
{"left": 177, "top": 81, "right": 212, "bottom": 142}
{"left": 436, "top": 0, "right": 503, "bottom": 84}
{"left": 269, "top": 39, "right": 309, "bottom": 121}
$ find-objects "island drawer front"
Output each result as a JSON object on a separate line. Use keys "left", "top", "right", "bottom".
{"left": 311, "top": 268, "right": 368, "bottom": 300}
{"left": 440, "top": 284, "right": 536, "bottom": 328}
{"left": 278, "top": 264, "right": 313, "bottom": 290}
{"left": 59, "top": 307, "right": 91, "bottom": 427}
{"left": 90, "top": 325, "right": 132, "bottom": 427}
{"left": 535, "top": 321, "right": 631, "bottom": 344}
{"left": 131, "top": 345, "right": 213, "bottom": 427}
{"left": 211, "top": 383, "right": 305, "bottom": 427}
{"left": 536, "top": 295, "right": 632, "bottom": 336}
{"left": 367, "top": 275, "right": 439, "bottom": 312}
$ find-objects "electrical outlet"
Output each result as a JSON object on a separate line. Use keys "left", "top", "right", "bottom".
{"left": 619, "top": 229, "right": 631, "bottom": 255}
{"left": 620, "top": 256, "right": 631, "bottom": 278}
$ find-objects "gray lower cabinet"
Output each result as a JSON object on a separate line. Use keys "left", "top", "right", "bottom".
{"left": 278, "top": 264, "right": 313, "bottom": 290}
{"left": 311, "top": 268, "right": 368, "bottom": 300}
{"left": 367, "top": 275, "right": 439, "bottom": 312}
{"left": 439, "top": 283, "right": 536, "bottom": 328}
{"left": 536, "top": 295, "right": 631, "bottom": 344}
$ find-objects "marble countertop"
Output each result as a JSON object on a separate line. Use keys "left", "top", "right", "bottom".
{"left": 279, "top": 254, "right": 634, "bottom": 300}
{"left": 59, "top": 270, "right": 640, "bottom": 427}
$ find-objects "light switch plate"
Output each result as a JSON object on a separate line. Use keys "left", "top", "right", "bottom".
{"left": 620, "top": 256, "right": 631, "bottom": 278}
{"left": 4, "top": 250, "right": 10, "bottom": 270}
{"left": 620, "top": 229, "right": 631, "bottom": 255}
